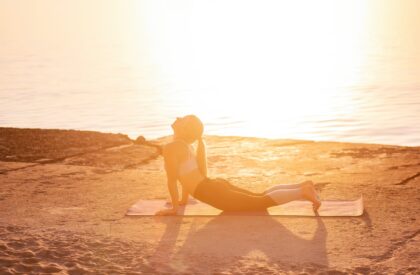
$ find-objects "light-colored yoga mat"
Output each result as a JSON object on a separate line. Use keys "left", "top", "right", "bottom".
{"left": 126, "top": 197, "right": 364, "bottom": 216}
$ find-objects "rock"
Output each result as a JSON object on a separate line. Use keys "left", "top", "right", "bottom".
{"left": 134, "top": 136, "right": 146, "bottom": 145}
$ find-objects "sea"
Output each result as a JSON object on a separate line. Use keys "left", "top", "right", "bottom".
{"left": 1, "top": 0, "right": 419, "bottom": 146}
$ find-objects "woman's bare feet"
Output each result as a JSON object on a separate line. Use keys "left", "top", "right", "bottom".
{"left": 300, "top": 180, "right": 314, "bottom": 188}
{"left": 301, "top": 184, "right": 321, "bottom": 212}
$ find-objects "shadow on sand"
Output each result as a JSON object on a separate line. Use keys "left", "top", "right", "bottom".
{"left": 150, "top": 211, "right": 328, "bottom": 273}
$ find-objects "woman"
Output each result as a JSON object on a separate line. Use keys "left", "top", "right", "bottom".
{"left": 155, "top": 115, "right": 321, "bottom": 215}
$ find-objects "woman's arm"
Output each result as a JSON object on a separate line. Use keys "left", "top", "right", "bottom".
{"left": 156, "top": 143, "right": 179, "bottom": 215}
{"left": 179, "top": 186, "right": 189, "bottom": 205}
{"left": 167, "top": 178, "right": 179, "bottom": 212}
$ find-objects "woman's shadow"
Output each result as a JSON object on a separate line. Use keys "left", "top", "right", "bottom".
{"left": 150, "top": 210, "right": 328, "bottom": 273}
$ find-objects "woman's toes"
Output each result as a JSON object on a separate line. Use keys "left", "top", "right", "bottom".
{"left": 302, "top": 185, "right": 321, "bottom": 210}
{"left": 313, "top": 200, "right": 321, "bottom": 212}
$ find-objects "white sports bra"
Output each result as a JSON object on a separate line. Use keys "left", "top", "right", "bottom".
{"left": 177, "top": 140, "right": 199, "bottom": 176}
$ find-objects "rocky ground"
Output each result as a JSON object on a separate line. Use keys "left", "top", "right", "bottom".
{"left": 0, "top": 127, "right": 419, "bottom": 274}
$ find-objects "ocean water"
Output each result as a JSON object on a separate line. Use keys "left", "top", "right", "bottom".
{"left": 1, "top": 0, "right": 419, "bottom": 146}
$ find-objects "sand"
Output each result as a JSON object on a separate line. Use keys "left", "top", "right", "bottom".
{"left": 0, "top": 127, "right": 419, "bottom": 274}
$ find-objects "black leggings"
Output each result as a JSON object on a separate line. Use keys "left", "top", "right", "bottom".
{"left": 193, "top": 177, "right": 276, "bottom": 211}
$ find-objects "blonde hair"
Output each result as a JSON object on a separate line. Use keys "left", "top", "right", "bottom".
{"left": 183, "top": 115, "right": 204, "bottom": 143}
{"left": 184, "top": 115, "right": 207, "bottom": 177}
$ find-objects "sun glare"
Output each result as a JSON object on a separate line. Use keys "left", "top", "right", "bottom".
{"left": 141, "top": 0, "right": 369, "bottom": 138}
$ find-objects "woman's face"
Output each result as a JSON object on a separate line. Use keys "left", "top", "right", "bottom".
{"left": 171, "top": 115, "right": 202, "bottom": 143}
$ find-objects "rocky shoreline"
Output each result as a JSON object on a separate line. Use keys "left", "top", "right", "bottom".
{"left": 0, "top": 127, "right": 419, "bottom": 274}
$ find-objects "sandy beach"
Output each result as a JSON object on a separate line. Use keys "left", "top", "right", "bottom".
{"left": 0, "top": 127, "right": 419, "bottom": 274}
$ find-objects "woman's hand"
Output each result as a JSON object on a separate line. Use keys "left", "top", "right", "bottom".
{"left": 155, "top": 208, "right": 178, "bottom": 216}
{"left": 178, "top": 199, "right": 188, "bottom": 206}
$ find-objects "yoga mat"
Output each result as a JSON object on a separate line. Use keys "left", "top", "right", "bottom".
{"left": 126, "top": 197, "right": 364, "bottom": 216}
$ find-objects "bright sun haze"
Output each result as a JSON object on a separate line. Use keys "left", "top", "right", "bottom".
{"left": 143, "top": 0, "right": 367, "bottom": 136}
